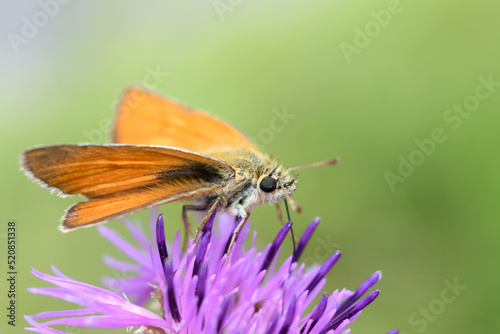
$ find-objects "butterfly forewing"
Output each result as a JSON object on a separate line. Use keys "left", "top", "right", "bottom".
{"left": 22, "top": 144, "right": 233, "bottom": 229}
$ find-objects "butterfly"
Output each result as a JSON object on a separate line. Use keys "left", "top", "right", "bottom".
{"left": 21, "top": 88, "right": 338, "bottom": 254}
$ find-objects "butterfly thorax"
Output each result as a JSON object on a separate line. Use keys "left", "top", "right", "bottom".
{"left": 206, "top": 149, "right": 298, "bottom": 215}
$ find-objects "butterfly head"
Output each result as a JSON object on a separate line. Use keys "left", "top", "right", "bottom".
{"left": 255, "top": 157, "right": 340, "bottom": 213}
{"left": 256, "top": 166, "right": 299, "bottom": 208}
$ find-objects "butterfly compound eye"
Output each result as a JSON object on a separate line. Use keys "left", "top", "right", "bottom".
{"left": 260, "top": 176, "right": 277, "bottom": 193}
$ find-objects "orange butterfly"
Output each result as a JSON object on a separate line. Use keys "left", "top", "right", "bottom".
{"left": 21, "top": 88, "right": 338, "bottom": 253}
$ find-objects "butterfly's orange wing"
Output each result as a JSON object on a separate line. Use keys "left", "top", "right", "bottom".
{"left": 113, "top": 88, "right": 259, "bottom": 155}
{"left": 61, "top": 185, "right": 215, "bottom": 231}
{"left": 21, "top": 144, "right": 232, "bottom": 230}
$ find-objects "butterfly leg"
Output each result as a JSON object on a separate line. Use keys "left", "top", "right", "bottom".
{"left": 275, "top": 203, "right": 286, "bottom": 225}
{"left": 182, "top": 204, "right": 209, "bottom": 250}
{"left": 226, "top": 204, "right": 248, "bottom": 263}
{"left": 195, "top": 197, "right": 225, "bottom": 242}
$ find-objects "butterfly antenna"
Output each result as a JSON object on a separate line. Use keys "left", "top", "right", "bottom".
{"left": 287, "top": 157, "right": 340, "bottom": 172}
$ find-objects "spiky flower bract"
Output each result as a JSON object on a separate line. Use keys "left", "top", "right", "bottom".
{"left": 25, "top": 209, "right": 397, "bottom": 334}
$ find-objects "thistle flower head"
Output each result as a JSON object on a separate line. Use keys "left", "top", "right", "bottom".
{"left": 25, "top": 209, "right": 397, "bottom": 334}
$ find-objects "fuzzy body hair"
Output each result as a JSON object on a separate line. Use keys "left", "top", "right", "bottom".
{"left": 204, "top": 149, "right": 298, "bottom": 215}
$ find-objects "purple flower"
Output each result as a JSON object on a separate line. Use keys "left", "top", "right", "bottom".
{"left": 25, "top": 209, "right": 398, "bottom": 334}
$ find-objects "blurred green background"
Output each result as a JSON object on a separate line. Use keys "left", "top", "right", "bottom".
{"left": 1, "top": 1, "right": 499, "bottom": 333}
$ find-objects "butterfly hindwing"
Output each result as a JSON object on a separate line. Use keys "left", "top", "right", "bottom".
{"left": 113, "top": 88, "right": 259, "bottom": 155}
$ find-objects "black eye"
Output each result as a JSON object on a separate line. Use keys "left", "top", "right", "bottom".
{"left": 260, "top": 176, "right": 277, "bottom": 193}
